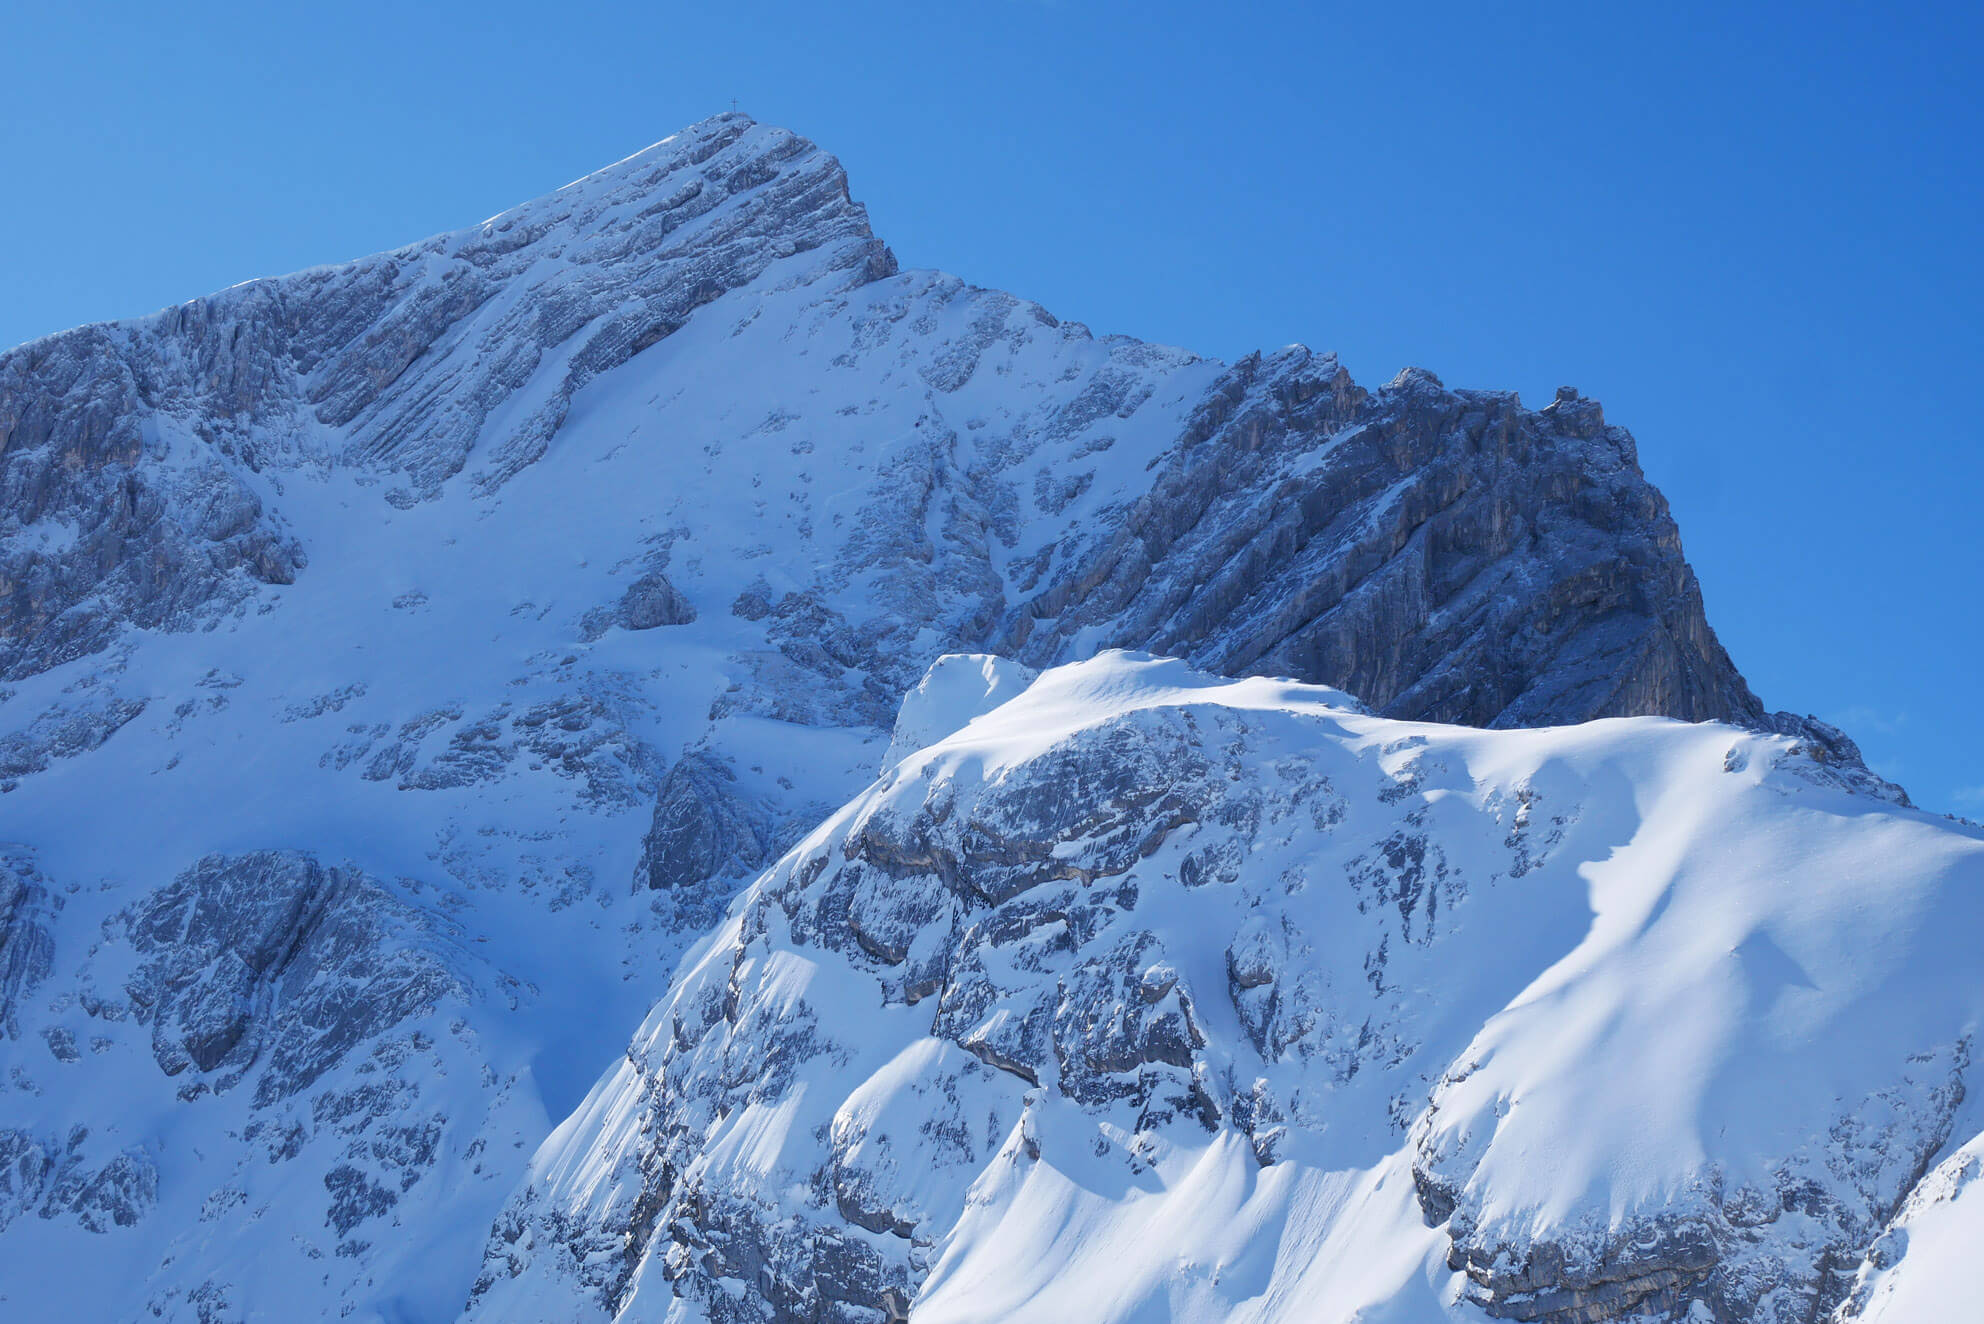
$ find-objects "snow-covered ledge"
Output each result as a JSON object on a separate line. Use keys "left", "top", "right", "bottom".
{"left": 882, "top": 653, "right": 1039, "bottom": 773}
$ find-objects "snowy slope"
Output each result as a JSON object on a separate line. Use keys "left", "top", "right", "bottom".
{"left": 470, "top": 653, "right": 1981, "bottom": 1324}
{"left": 1837, "top": 1129, "right": 1984, "bottom": 1321}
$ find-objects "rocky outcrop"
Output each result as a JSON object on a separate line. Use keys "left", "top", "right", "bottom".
{"left": 998, "top": 357, "right": 1838, "bottom": 751}
{"left": 0, "top": 1126, "right": 157, "bottom": 1234}
{"left": 0, "top": 326, "right": 306, "bottom": 680}
{"left": 2, "top": 112, "right": 1870, "bottom": 766}
{"left": 114, "top": 850, "right": 471, "bottom": 1104}
{"left": 1835, "top": 1126, "right": 1984, "bottom": 1321}
{"left": 0, "top": 850, "right": 57, "bottom": 1039}
{"left": 615, "top": 571, "right": 697, "bottom": 631}
{"left": 632, "top": 753, "right": 771, "bottom": 896}
{"left": 0, "top": 689, "right": 146, "bottom": 788}
{"left": 0, "top": 847, "right": 544, "bottom": 1318}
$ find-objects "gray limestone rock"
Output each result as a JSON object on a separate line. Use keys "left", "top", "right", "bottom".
{"left": 633, "top": 753, "right": 771, "bottom": 896}
{"left": 115, "top": 850, "right": 469, "bottom": 1104}
{"left": 471, "top": 661, "right": 1978, "bottom": 1323}
{"left": 1410, "top": 1008, "right": 1970, "bottom": 1323}
{"left": 1, "top": 113, "right": 1899, "bottom": 806}
{"left": 0, "top": 1126, "right": 158, "bottom": 1235}
{"left": 1002, "top": 358, "right": 1777, "bottom": 736}
{"left": 0, "top": 692, "right": 147, "bottom": 786}
{"left": 616, "top": 571, "right": 697, "bottom": 630}
{"left": 473, "top": 696, "right": 1422, "bottom": 1321}
{"left": 0, "top": 851, "right": 58, "bottom": 1039}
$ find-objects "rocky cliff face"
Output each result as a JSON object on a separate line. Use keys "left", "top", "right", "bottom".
{"left": 1004, "top": 359, "right": 1748, "bottom": 728}
{"left": 0, "top": 113, "right": 1950, "bottom": 1322}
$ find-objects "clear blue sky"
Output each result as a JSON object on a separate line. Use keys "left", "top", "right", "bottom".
{"left": 5, "top": 2, "right": 1978, "bottom": 812}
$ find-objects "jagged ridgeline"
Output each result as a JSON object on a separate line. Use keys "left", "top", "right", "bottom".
{"left": 0, "top": 114, "right": 1970, "bottom": 1324}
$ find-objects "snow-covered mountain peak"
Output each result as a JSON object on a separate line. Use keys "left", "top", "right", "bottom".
{"left": 0, "top": 114, "right": 1951, "bottom": 1323}
{"left": 472, "top": 652, "right": 1982, "bottom": 1323}
{"left": 449, "top": 111, "right": 881, "bottom": 281}
{"left": 0, "top": 111, "right": 900, "bottom": 680}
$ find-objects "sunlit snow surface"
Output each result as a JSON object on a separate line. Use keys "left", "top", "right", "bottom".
{"left": 471, "top": 654, "right": 1984, "bottom": 1324}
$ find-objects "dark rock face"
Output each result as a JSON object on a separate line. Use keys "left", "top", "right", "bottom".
{"left": 117, "top": 850, "right": 468, "bottom": 1105}
{"left": 633, "top": 753, "right": 770, "bottom": 895}
{"left": 2, "top": 115, "right": 1860, "bottom": 764}
{"left": 616, "top": 571, "right": 698, "bottom": 630}
{"left": 0, "top": 851, "right": 58, "bottom": 1039}
{"left": 1005, "top": 358, "right": 1763, "bottom": 733}
{"left": 0, "top": 326, "right": 307, "bottom": 681}
{"left": 0, "top": 1126, "right": 158, "bottom": 1234}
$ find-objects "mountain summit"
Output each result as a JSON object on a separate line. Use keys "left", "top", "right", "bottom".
{"left": 2, "top": 111, "right": 1844, "bottom": 744}
{"left": 0, "top": 117, "right": 1964, "bottom": 1324}
{"left": 0, "top": 114, "right": 891, "bottom": 680}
